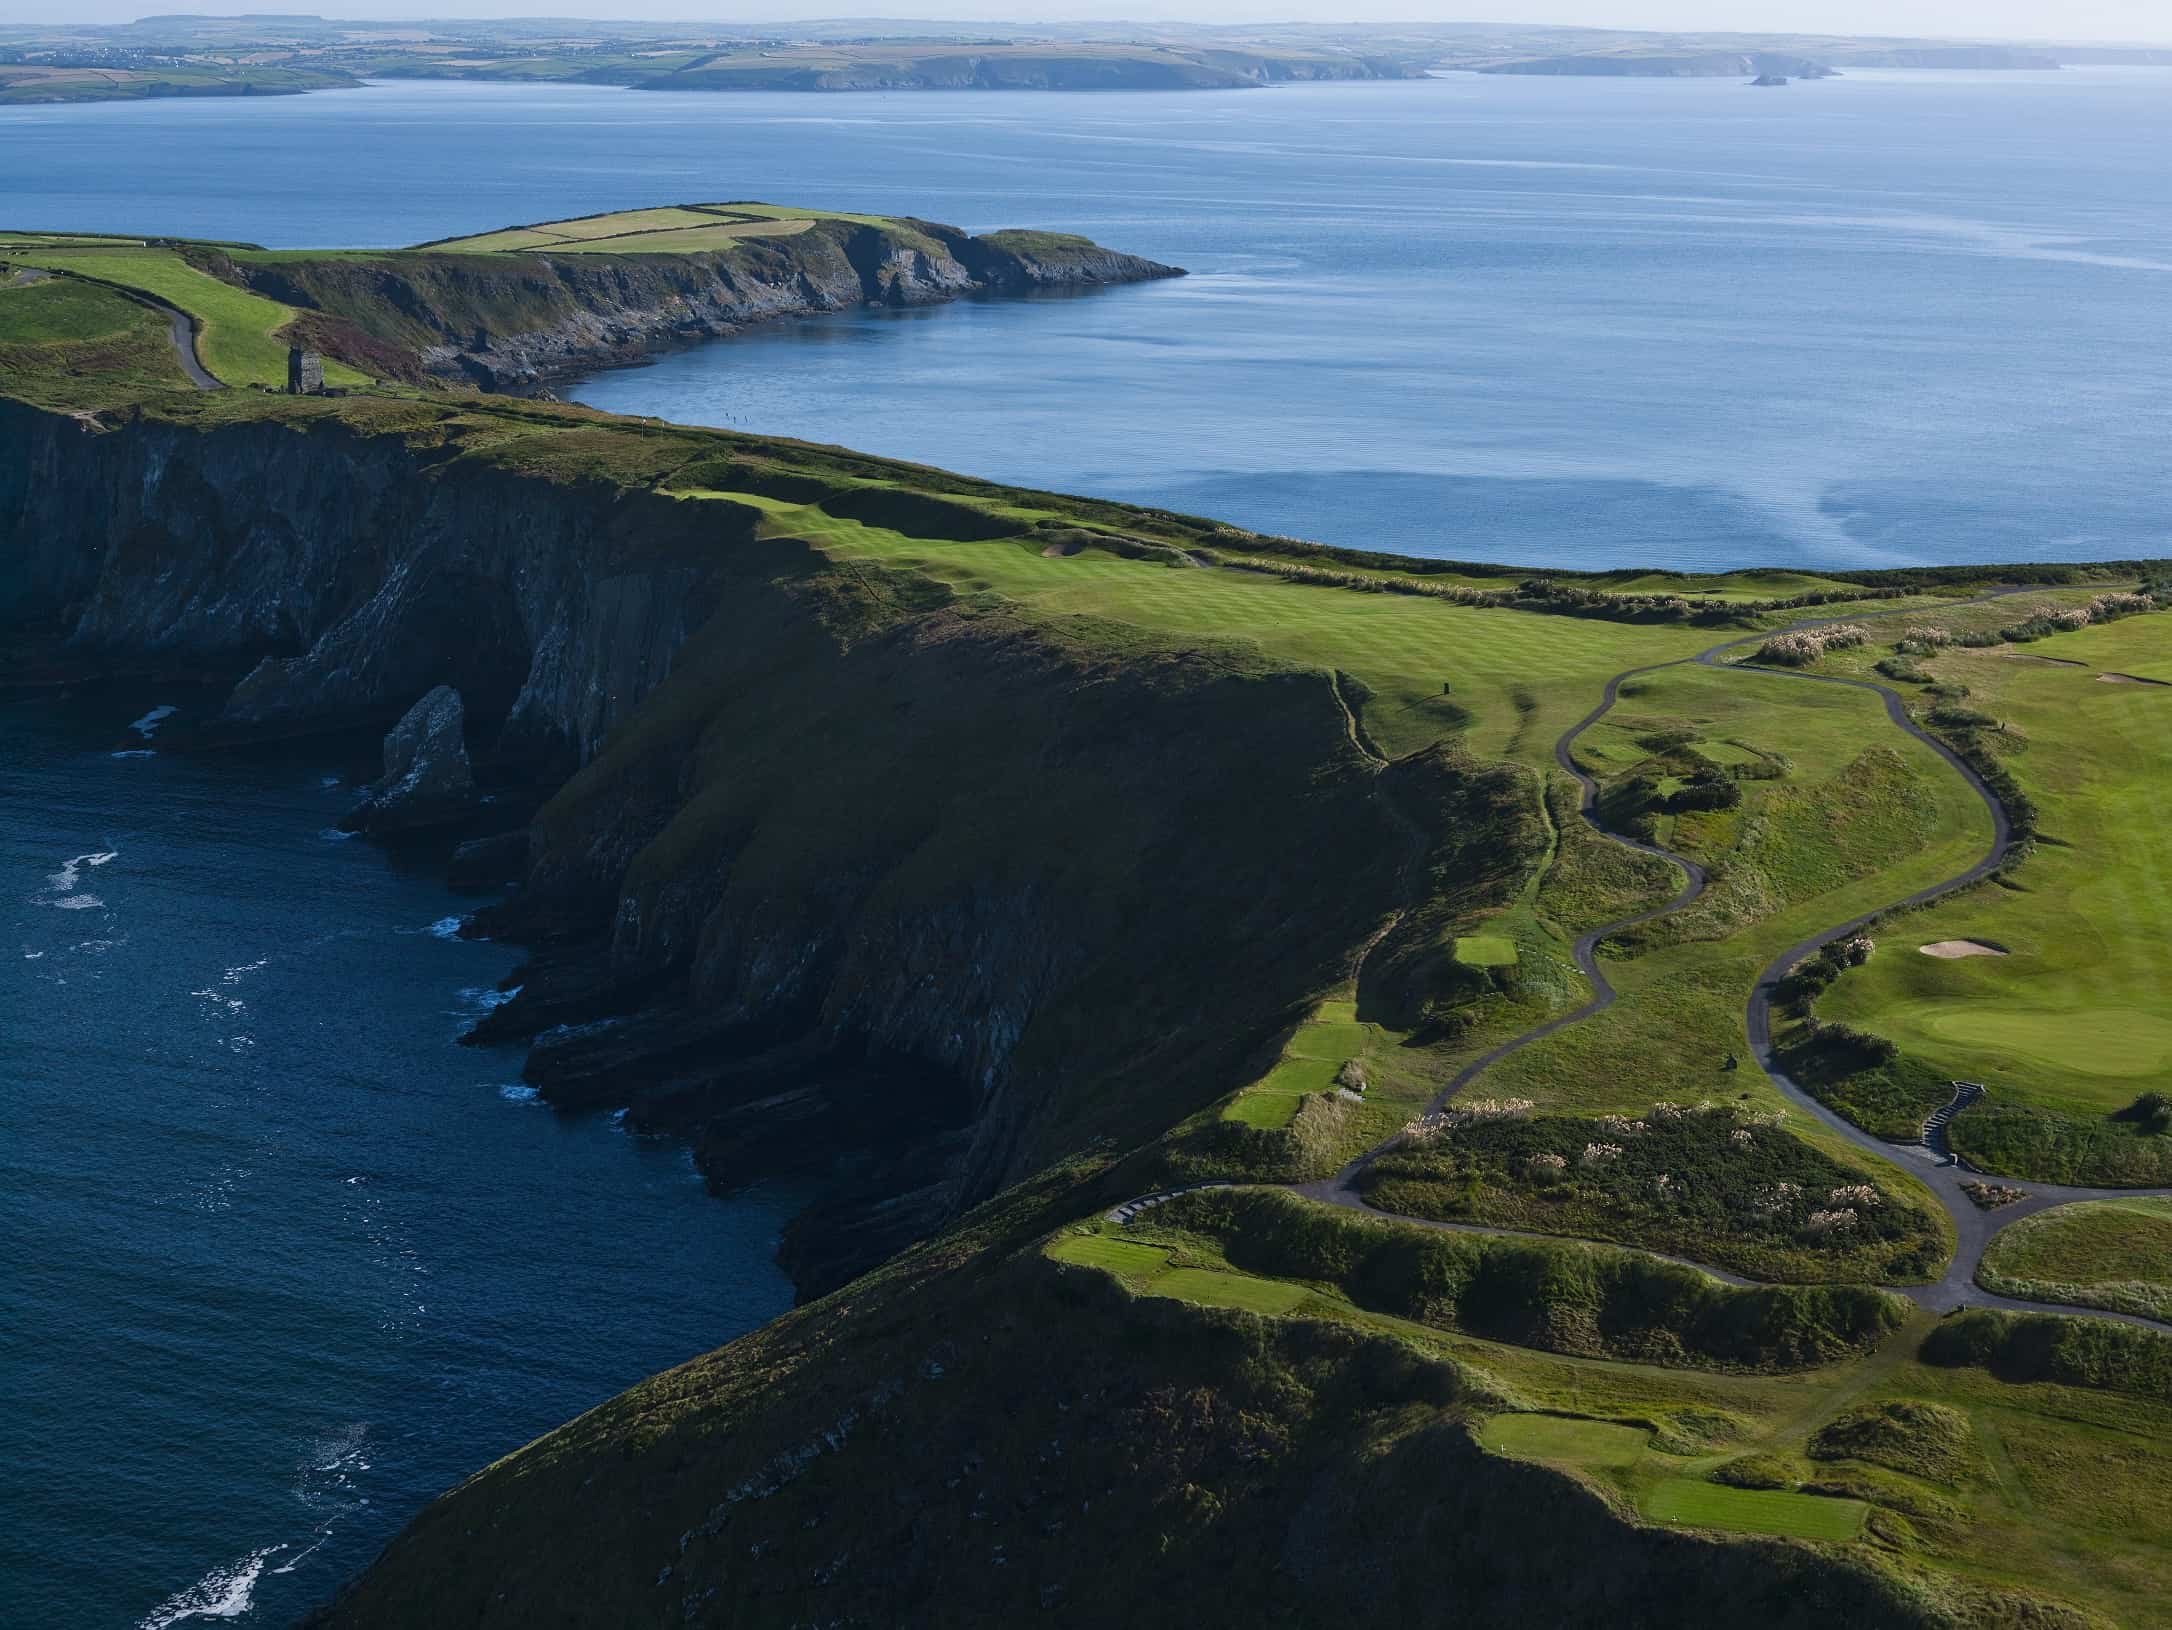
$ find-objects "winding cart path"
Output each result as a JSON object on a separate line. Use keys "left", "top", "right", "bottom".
{"left": 1135, "top": 589, "right": 2172, "bottom": 1331}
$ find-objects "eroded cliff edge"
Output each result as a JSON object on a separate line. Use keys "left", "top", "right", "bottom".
{"left": 0, "top": 393, "right": 1481, "bottom": 1291}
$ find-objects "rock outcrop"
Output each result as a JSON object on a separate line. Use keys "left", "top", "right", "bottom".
{"left": 343, "top": 684, "right": 477, "bottom": 833}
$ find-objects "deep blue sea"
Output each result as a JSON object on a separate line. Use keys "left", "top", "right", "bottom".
{"left": 0, "top": 696, "right": 801, "bottom": 1628}
{"left": 5, "top": 71, "right": 2171, "bottom": 568}
{"left": 4, "top": 67, "right": 2172, "bottom": 1630}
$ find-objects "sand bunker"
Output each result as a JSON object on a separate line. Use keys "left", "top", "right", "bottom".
{"left": 2097, "top": 671, "right": 2170, "bottom": 686}
{"left": 1919, "top": 940, "right": 2008, "bottom": 959}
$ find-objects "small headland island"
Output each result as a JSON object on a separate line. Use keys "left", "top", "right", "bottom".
{"left": 4, "top": 196, "right": 2172, "bottom": 1630}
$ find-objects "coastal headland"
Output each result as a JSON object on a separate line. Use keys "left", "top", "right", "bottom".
{"left": 4, "top": 203, "right": 2171, "bottom": 1630}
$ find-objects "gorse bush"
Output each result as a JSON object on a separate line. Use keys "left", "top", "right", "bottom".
{"left": 1360, "top": 1099, "right": 1942, "bottom": 1282}
{"left": 1996, "top": 591, "right": 2159, "bottom": 646}
{"left": 1754, "top": 624, "right": 1870, "bottom": 667}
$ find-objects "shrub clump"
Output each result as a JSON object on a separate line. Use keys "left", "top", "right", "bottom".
{"left": 1921, "top": 1310, "right": 2172, "bottom": 1404}
{"left": 1711, "top": 1453, "right": 1798, "bottom": 1490}
{"left": 1361, "top": 1099, "right": 1943, "bottom": 1282}
{"left": 2114, "top": 1090, "right": 2172, "bottom": 1135}
{"left": 1809, "top": 1401, "right": 1974, "bottom": 1488}
{"left": 1754, "top": 624, "right": 1870, "bottom": 667}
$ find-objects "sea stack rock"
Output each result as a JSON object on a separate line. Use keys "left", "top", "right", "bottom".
{"left": 344, "top": 685, "right": 478, "bottom": 833}
{"left": 1751, "top": 72, "right": 1790, "bottom": 86}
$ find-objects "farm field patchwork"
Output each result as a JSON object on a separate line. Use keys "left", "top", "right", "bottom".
{"left": 418, "top": 203, "right": 872, "bottom": 254}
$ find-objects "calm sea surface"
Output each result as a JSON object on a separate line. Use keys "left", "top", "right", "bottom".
{"left": 4, "top": 67, "right": 2171, "bottom": 1629}
{"left": 6, "top": 71, "right": 2172, "bottom": 568}
{"left": 0, "top": 697, "right": 800, "bottom": 1628}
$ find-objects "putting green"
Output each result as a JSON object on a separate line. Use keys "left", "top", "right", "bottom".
{"left": 1147, "top": 1268, "right": 1311, "bottom": 1315}
{"left": 1047, "top": 1234, "right": 1172, "bottom": 1278}
{"left": 1917, "top": 1006, "right": 2172, "bottom": 1078}
{"left": 1454, "top": 934, "right": 1520, "bottom": 968}
{"left": 1645, "top": 1478, "right": 1867, "bottom": 1541}
{"left": 1481, "top": 1414, "right": 1650, "bottom": 1467}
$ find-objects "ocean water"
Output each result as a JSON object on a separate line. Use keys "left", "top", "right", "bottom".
{"left": 0, "top": 694, "right": 800, "bottom": 1628}
{"left": 6, "top": 72, "right": 2172, "bottom": 569}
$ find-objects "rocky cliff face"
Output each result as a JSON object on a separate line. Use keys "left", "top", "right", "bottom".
{"left": 193, "top": 219, "right": 1182, "bottom": 391}
{"left": 0, "top": 397, "right": 1450, "bottom": 1292}
{"left": 0, "top": 400, "right": 736, "bottom": 769}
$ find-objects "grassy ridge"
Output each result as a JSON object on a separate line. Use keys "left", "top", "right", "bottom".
{"left": 0, "top": 274, "right": 190, "bottom": 406}
{"left": 1977, "top": 1199, "right": 2172, "bottom": 1322}
{"left": 1138, "top": 1187, "right": 1908, "bottom": 1371}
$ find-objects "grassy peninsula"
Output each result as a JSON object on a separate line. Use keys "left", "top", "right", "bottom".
{"left": 5, "top": 206, "right": 2172, "bottom": 1630}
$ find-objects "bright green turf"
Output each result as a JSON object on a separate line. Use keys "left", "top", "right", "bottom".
{"left": 1046, "top": 1234, "right": 1171, "bottom": 1278}
{"left": 715, "top": 489, "right": 1722, "bottom": 767}
{"left": 1220, "top": 1000, "right": 1370, "bottom": 1129}
{"left": 1644, "top": 1478, "right": 1867, "bottom": 1540}
{"left": 1047, "top": 1226, "right": 1310, "bottom": 1315}
{"left": 1454, "top": 934, "right": 1520, "bottom": 967}
{"left": 1480, "top": 1413, "right": 1650, "bottom": 1466}
{"left": 1818, "top": 629, "right": 2172, "bottom": 1120}
{"left": 1147, "top": 1267, "right": 1311, "bottom": 1315}
{"left": 1977, "top": 1198, "right": 2172, "bottom": 1321}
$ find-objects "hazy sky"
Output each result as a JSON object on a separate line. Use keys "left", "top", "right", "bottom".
{"left": 5, "top": 2, "right": 2169, "bottom": 44}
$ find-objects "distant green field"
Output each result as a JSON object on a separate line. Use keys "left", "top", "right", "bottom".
{"left": 423, "top": 203, "right": 893, "bottom": 256}
{"left": 1600, "top": 570, "right": 1863, "bottom": 604}
{"left": 1645, "top": 1478, "right": 1867, "bottom": 1540}
{"left": 705, "top": 486, "right": 1723, "bottom": 768}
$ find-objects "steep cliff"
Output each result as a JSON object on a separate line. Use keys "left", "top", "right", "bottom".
{"left": 187, "top": 218, "right": 1181, "bottom": 390}
{"left": 0, "top": 392, "right": 1462, "bottom": 1289}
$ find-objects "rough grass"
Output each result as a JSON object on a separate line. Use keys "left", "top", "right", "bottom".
{"left": 1809, "top": 1400, "right": 1976, "bottom": 1487}
{"left": 1976, "top": 1199, "right": 2172, "bottom": 1321}
{"left": 3, "top": 243, "right": 367, "bottom": 387}
{"left": 0, "top": 275, "right": 193, "bottom": 407}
